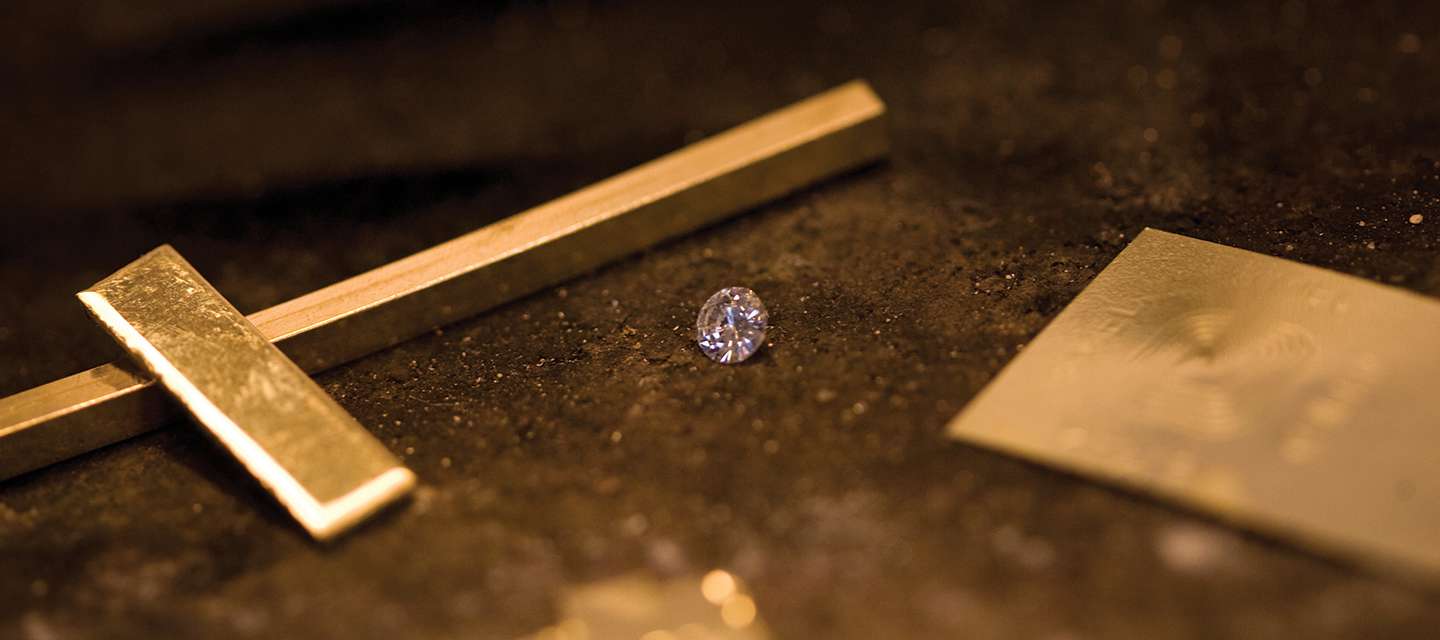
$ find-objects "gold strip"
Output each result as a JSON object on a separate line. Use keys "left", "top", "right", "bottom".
{"left": 78, "top": 246, "right": 415, "bottom": 541}
{"left": 947, "top": 228, "right": 1440, "bottom": 578}
{"left": 0, "top": 80, "right": 889, "bottom": 479}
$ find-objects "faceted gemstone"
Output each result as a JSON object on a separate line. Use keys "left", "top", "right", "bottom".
{"left": 696, "top": 287, "right": 768, "bottom": 364}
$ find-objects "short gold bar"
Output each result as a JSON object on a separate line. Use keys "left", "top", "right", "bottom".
{"left": 0, "top": 80, "right": 889, "bottom": 479}
{"left": 78, "top": 246, "right": 416, "bottom": 541}
{"left": 947, "top": 229, "right": 1440, "bottom": 578}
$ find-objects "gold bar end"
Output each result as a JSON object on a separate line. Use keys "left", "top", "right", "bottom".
{"left": 78, "top": 245, "right": 415, "bottom": 541}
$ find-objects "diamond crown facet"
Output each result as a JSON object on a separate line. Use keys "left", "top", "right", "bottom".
{"left": 696, "top": 287, "right": 768, "bottom": 364}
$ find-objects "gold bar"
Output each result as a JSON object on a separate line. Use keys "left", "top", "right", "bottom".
{"left": 0, "top": 80, "right": 889, "bottom": 479}
{"left": 947, "top": 229, "right": 1440, "bottom": 578}
{"left": 78, "top": 246, "right": 415, "bottom": 540}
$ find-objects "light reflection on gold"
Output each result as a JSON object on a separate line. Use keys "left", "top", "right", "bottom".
{"left": 521, "top": 570, "right": 767, "bottom": 640}
{"left": 699, "top": 570, "right": 737, "bottom": 605}
{"left": 719, "top": 595, "right": 757, "bottom": 629}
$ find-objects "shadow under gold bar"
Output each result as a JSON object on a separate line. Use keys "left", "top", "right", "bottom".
{"left": 0, "top": 80, "right": 889, "bottom": 480}
{"left": 79, "top": 246, "right": 415, "bottom": 540}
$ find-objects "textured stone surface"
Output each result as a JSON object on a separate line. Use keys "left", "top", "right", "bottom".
{"left": 2, "top": 1, "right": 1440, "bottom": 638}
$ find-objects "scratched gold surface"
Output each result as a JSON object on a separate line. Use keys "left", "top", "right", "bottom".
{"left": 947, "top": 228, "right": 1440, "bottom": 577}
{"left": 78, "top": 246, "right": 415, "bottom": 541}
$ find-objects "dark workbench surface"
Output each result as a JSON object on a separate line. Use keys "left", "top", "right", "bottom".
{"left": 2, "top": 1, "right": 1438, "bottom": 637}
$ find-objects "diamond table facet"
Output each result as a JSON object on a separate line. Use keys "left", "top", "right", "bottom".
{"left": 696, "top": 287, "right": 768, "bottom": 364}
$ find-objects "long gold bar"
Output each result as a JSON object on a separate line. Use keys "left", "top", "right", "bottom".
{"left": 0, "top": 80, "right": 889, "bottom": 479}
{"left": 78, "top": 246, "right": 415, "bottom": 540}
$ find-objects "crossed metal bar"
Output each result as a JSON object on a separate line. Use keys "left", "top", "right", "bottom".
{"left": 0, "top": 81, "right": 888, "bottom": 480}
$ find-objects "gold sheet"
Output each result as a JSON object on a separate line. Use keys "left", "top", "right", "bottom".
{"left": 947, "top": 228, "right": 1440, "bottom": 577}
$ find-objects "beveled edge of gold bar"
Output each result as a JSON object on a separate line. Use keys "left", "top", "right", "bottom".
{"left": 0, "top": 80, "right": 889, "bottom": 480}
{"left": 77, "top": 246, "right": 415, "bottom": 541}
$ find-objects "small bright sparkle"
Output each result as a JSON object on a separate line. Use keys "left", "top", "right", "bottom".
{"left": 696, "top": 287, "right": 768, "bottom": 364}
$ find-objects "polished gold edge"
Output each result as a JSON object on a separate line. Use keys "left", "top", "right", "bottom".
{"left": 946, "top": 415, "right": 1439, "bottom": 580}
{"left": 948, "top": 411, "right": 1440, "bottom": 582}
{"left": 0, "top": 80, "right": 889, "bottom": 480}
{"left": 77, "top": 288, "right": 414, "bottom": 541}
{"left": 309, "top": 467, "right": 417, "bottom": 541}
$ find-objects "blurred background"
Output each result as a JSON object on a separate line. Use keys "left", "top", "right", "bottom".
{"left": 2, "top": 1, "right": 1439, "bottom": 638}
